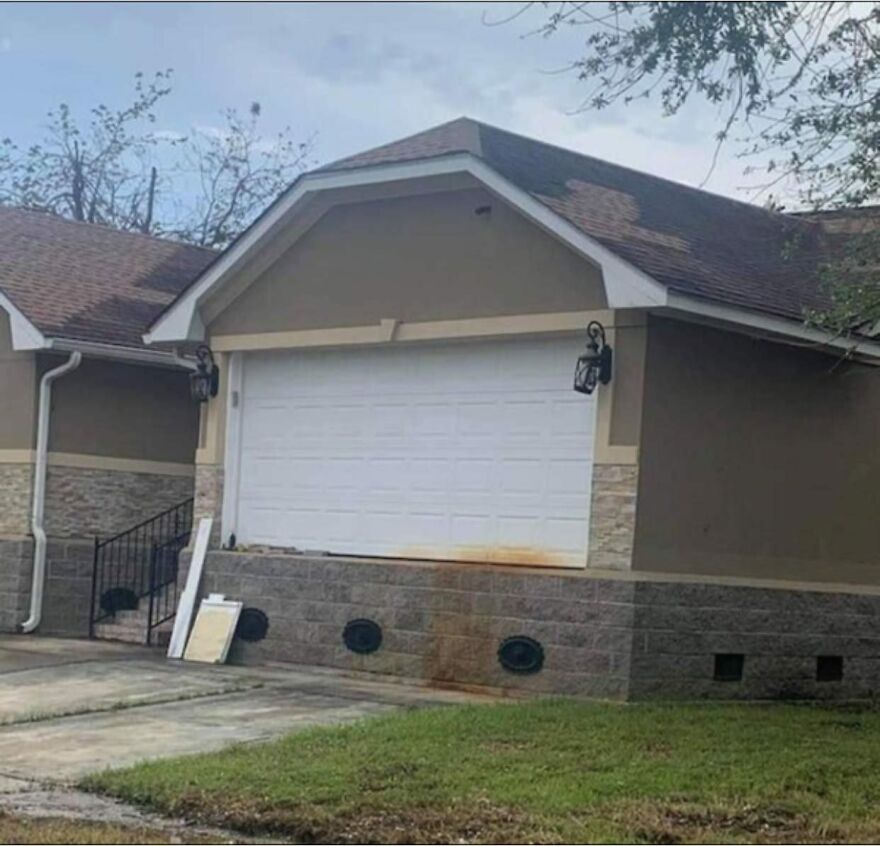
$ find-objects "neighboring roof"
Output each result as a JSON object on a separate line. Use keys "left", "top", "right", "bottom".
{"left": 793, "top": 205, "right": 880, "bottom": 236}
{"left": 0, "top": 206, "right": 216, "bottom": 348}
{"left": 324, "top": 117, "right": 828, "bottom": 322}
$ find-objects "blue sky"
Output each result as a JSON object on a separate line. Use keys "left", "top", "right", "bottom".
{"left": 0, "top": 2, "right": 779, "bottom": 203}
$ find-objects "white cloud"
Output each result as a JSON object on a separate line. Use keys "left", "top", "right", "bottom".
{"left": 0, "top": 2, "right": 798, "bottom": 205}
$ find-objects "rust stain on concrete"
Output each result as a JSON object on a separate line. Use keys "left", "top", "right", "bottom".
{"left": 397, "top": 545, "right": 568, "bottom": 568}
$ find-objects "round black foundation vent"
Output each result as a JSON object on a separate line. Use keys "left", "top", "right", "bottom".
{"left": 235, "top": 607, "right": 270, "bottom": 642}
{"left": 498, "top": 635, "right": 545, "bottom": 675}
{"left": 100, "top": 587, "right": 139, "bottom": 615}
{"left": 343, "top": 618, "right": 383, "bottom": 654}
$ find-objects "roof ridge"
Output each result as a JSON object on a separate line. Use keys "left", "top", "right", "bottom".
{"left": 467, "top": 117, "right": 812, "bottom": 227}
{"left": 319, "top": 116, "right": 481, "bottom": 171}
{"left": 0, "top": 203, "right": 219, "bottom": 254}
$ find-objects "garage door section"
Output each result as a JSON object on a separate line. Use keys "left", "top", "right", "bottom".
{"left": 234, "top": 336, "right": 597, "bottom": 567}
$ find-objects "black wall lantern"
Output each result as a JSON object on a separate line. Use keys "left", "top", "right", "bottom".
{"left": 190, "top": 344, "right": 220, "bottom": 403}
{"left": 573, "top": 321, "right": 613, "bottom": 395}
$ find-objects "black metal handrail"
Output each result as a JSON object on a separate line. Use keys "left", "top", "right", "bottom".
{"left": 146, "top": 531, "right": 191, "bottom": 645}
{"left": 89, "top": 497, "right": 194, "bottom": 639}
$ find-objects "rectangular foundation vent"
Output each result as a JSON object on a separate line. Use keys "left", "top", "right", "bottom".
{"left": 817, "top": 655, "right": 843, "bottom": 682}
{"left": 714, "top": 653, "right": 744, "bottom": 682}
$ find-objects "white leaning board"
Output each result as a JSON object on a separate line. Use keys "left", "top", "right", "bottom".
{"left": 167, "top": 517, "right": 213, "bottom": 660}
{"left": 183, "top": 594, "right": 243, "bottom": 664}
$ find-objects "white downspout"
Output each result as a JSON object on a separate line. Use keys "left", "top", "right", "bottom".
{"left": 20, "top": 351, "right": 82, "bottom": 633}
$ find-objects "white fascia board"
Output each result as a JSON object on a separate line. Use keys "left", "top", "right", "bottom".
{"left": 465, "top": 158, "right": 668, "bottom": 309}
{"left": 0, "top": 291, "right": 47, "bottom": 350}
{"left": 667, "top": 293, "right": 880, "bottom": 362}
{"left": 145, "top": 153, "right": 669, "bottom": 344}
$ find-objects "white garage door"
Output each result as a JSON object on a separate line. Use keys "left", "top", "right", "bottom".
{"left": 232, "top": 336, "right": 597, "bottom": 567}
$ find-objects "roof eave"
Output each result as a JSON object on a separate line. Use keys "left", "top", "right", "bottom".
{"left": 665, "top": 293, "right": 880, "bottom": 364}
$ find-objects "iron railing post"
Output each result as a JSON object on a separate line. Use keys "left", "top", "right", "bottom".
{"left": 146, "top": 542, "right": 158, "bottom": 646}
{"left": 88, "top": 535, "right": 100, "bottom": 639}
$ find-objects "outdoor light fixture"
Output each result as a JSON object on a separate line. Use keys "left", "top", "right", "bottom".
{"left": 190, "top": 344, "right": 219, "bottom": 403}
{"left": 573, "top": 320, "right": 613, "bottom": 395}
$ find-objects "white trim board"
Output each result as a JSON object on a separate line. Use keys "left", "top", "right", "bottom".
{"left": 167, "top": 517, "right": 213, "bottom": 660}
{"left": 220, "top": 352, "right": 244, "bottom": 547}
{"left": 145, "top": 153, "right": 668, "bottom": 344}
{"left": 0, "top": 291, "right": 46, "bottom": 350}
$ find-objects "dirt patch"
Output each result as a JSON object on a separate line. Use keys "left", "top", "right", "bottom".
{"left": 0, "top": 810, "right": 228, "bottom": 845}
{"left": 164, "top": 791, "right": 539, "bottom": 844}
{"left": 0, "top": 782, "right": 253, "bottom": 844}
{"left": 614, "top": 801, "right": 848, "bottom": 844}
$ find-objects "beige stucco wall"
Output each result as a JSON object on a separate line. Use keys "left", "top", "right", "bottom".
{"left": 37, "top": 354, "right": 199, "bottom": 464}
{"left": 0, "top": 313, "right": 37, "bottom": 450}
{"left": 633, "top": 316, "right": 880, "bottom": 585}
{"left": 209, "top": 187, "right": 606, "bottom": 336}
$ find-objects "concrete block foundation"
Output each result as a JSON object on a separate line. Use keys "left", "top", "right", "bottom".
{"left": 0, "top": 537, "right": 95, "bottom": 636}
{"left": 199, "top": 551, "right": 880, "bottom": 700}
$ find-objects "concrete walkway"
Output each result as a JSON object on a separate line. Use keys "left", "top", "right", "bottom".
{"left": 0, "top": 635, "right": 493, "bottom": 783}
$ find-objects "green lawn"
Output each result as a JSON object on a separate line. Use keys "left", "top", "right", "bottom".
{"left": 84, "top": 698, "right": 880, "bottom": 844}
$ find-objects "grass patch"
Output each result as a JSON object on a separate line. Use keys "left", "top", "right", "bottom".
{"left": 0, "top": 811, "right": 227, "bottom": 844}
{"left": 84, "top": 698, "right": 880, "bottom": 843}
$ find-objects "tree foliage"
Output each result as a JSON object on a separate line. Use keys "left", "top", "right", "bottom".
{"left": 0, "top": 70, "right": 313, "bottom": 248}
{"left": 531, "top": 1, "right": 880, "bottom": 335}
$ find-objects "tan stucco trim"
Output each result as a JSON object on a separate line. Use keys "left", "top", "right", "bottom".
{"left": 594, "top": 444, "right": 639, "bottom": 465}
{"left": 194, "top": 352, "right": 230, "bottom": 467}
{"left": 0, "top": 450, "right": 32, "bottom": 463}
{"left": 211, "top": 310, "right": 616, "bottom": 353}
{"left": 592, "top": 313, "right": 645, "bottom": 466}
{"left": 0, "top": 449, "right": 194, "bottom": 477}
{"left": 614, "top": 566, "right": 880, "bottom": 597}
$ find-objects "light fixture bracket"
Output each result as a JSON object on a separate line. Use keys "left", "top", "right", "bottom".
{"left": 574, "top": 321, "right": 613, "bottom": 395}
{"left": 190, "top": 344, "right": 220, "bottom": 403}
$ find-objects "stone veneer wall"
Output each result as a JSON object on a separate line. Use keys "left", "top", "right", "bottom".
{"left": 1, "top": 466, "right": 194, "bottom": 635}
{"left": 193, "top": 464, "right": 224, "bottom": 545}
{"left": 44, "top": 466, "right": 195, "bottom": 538}
{"left": 0, "top": 464, "right": 33, "bottom": 536}
{"left": 588, "top": 464, "right": 638, "bottom": 570}
{"left": 200, "top": 551, "right": 880, "bottom": 701}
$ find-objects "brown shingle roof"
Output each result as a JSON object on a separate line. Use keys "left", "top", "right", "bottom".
{"left": 0, "top": 206, "right": 216, "bottom": 348}
{"left": 326, "top": 117, "right": 828, "bottom": 321}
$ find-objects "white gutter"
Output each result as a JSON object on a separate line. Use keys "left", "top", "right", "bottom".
{"left": 49, "top": 338, "right": 189, "bottom": 370}
{"left": 665, "top": 293, "right": 880, "bottom": 364}
{"left": 20, "top": 350, "right": 82, "bottom": 633}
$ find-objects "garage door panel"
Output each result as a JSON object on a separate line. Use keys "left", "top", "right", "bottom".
{"left": 234, "top": 337, "right": 597, "bottom": 566}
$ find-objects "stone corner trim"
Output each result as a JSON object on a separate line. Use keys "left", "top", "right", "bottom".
{"left": 588, "top": 463, "right": 638, "bottom": 571}
{"left": 194, "top": 463, "right": 225, "bottom": 545}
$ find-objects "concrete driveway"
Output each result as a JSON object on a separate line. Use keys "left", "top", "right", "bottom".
{"left": 0, "top": 635, "right": 491, "bottom": 783}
